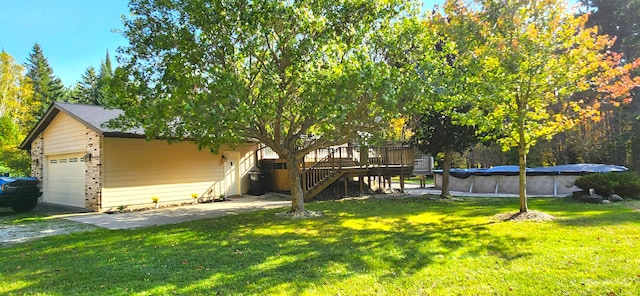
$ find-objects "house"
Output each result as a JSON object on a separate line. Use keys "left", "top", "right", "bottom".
{"left": 19, "top": 102, "right": 257, "bottom": 212}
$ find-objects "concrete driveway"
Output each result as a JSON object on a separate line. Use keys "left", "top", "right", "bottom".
{"left": 64, "top": 193, "right": 292, "bottom": 230}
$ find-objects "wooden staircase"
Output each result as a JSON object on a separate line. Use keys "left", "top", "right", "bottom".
{"left": 301, "top": 148, "right": 344, "bottom": 201}
{"left": 259, "top": 145, "right": 414, "bottom": 201}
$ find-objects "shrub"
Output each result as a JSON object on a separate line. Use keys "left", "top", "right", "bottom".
{"left": 610, "top": 172, "right": 640, "bottom": 198}
{"left": 574, "top": 173, "right": 614, "bottom": 196}
{"left": 574, "top": 172, "right": 640, "bottom": 198}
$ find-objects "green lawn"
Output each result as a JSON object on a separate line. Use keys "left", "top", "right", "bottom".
{"left": 1, "top": 196, "right": 640, "bottom": 295}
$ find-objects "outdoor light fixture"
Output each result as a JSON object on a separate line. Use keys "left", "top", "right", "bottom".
{"left": 222, "top": 155, "right": 227, "bottom": 162}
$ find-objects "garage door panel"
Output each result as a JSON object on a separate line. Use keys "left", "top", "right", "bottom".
{"left": 46, "top": 153, "right": 86, "bottom": 208}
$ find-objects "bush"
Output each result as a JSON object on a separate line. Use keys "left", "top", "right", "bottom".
{"left": 574, "top": 172, "right": 640, "bottom": 198}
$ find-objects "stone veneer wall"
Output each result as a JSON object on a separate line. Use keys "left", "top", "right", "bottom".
{"left": 85, "top": 130, "right": 102, "bottom": 211}
{"left": 30, "top": 135, "right": 44, "bottom": 180}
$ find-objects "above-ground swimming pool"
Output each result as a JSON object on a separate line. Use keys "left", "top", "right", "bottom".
{"left": 434, "top": 164, "right": 628, "bottom": 196}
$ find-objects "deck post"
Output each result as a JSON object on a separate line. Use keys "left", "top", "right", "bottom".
{"left": 400, "top": 147, "right": 405, "bottom": 193}
{"left": 344, "top": 177, "right": 348, "bottom": 196}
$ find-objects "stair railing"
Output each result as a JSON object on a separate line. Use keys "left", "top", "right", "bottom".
{"left": 301, "top": 147, "right": 341, "bottom": 195}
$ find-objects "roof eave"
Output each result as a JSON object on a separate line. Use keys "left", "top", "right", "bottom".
{"left": 19, "top": 102, "right": 105, "bottom": 151}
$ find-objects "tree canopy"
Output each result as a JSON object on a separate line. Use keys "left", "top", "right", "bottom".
{"left": 0, "top": 51, "right": 34, "bottom": 175}
{"left": 410, "top": 108, "right": 480, "bottom": 197}
{"left": 113, "top": 0, "right": 411, "bottom": 213}
{"left": 72, "top": 50, "right": 114, "bottom": 106}
{"left": 427, "top": 0, "right": 640, "bottom": 212}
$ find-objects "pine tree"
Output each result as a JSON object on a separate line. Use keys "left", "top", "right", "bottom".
{"left": 24, "top": 43, "right": 65, "bottom": 119}
{"left": 74, "top": 66, "right": 102, "bottom": 105}
{"left": 97, "top": 50, "right": 113, "bottom": 106}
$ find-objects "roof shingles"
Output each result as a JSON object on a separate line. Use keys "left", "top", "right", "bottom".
{"left": 19, "top": 102, "right": 144, "bottom": 150}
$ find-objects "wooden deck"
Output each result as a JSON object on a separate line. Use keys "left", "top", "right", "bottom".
{"left": 259, "top": 145, "right": 414, "bottom": 201}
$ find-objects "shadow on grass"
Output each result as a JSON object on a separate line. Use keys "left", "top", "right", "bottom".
{"left": 0, "top": 198, "right": 547, "bottom": 295}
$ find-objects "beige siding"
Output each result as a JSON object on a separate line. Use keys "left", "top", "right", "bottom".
{"left": 43, "top": 112, "right": 87, "bottom": 155}
{"left": 101, "top": 138, "right": 256, "bottom": 209}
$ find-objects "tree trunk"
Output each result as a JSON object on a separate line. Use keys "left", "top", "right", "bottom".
{"left": 518, "top": 141, "right": 528, "bottom": 213}
{"left": 441, "top": 148, "right": 453, "bottom": 198}
{"left": 287, "top": 155, "right": 305, "bottom": 213}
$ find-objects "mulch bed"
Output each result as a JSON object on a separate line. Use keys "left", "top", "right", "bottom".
{"left": 493, "top": 210, "right": 556, "bottom": 222}
{"left": 275, "top": 210, "right": 323, "bottom": 219}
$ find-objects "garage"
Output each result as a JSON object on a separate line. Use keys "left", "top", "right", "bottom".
{"left": 45, "top": 153, "right": 86, "bottom": 208}
{"left": 20, "top": 102, "right": 257, "bottom": 211}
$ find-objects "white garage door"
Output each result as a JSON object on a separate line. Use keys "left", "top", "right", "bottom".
{"left": 45, "top": 153, "right": 86, "bottom": 208}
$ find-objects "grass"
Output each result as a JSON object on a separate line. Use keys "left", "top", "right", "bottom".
{"left": 1, "top": 196, "right": 640, "bottom": 295}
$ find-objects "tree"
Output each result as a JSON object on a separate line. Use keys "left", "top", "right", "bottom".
{"left": 0, "top": 51, "right": 34, "bottom": 175}
{"left": 0, "top": 115, "right": 31, "bottom": 176}
{"left": 73, "top": 66, "right": 102, "bottom": 105}
{"left": 435, "top": 0, "right": 640, "bottom": 212}
{"left": 582, "top": 0, "right": 640, "bottom": 61}
{"left": 112, "top": 0, "right": 410, "bottom": 213}
{"left": 0, "top": 51, "right": 34, "bottom": 132}
{"left": 68, "top": 50, "right": 113, "bottom": 106}
{"left": 410, "top": 108, "right": 480, "bottom": 198}
{"left": 580, "top": 0, "right": 640, "bottom": 171}
{"left": 97, "top": 50, "right": 114, "bottom": 106}
{"left": 25, "top": 43, "right": 65, "bottom": 121}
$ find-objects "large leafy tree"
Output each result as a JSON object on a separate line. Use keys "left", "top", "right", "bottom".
{"left": 434, "top": 0, "right": 640, "bottom": 212}
{"left": 112, "top": 0, "right": 410, "bottom": 213}
{"left": 24, "top": 43, "right": 65, "bottom": 122}
{"left": 0, "top": 51, "right": 34, "bottom": 175}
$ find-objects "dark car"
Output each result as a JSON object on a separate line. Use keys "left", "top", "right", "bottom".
{"left": 0, "top": 177, "right": 42, "bottom": 212}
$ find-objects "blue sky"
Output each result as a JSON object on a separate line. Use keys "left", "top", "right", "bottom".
{"left": 0, "top": 0, "right": 130, "bottom": 86}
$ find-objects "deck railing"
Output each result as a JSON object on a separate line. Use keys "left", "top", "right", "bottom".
{"left": 257, "top": 144, "right": 413, "bottom": 199}
{"left": 301, "top": 147, "right": 341, "bottom": 194}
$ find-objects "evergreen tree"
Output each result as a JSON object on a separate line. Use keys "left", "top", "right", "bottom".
{"left": 582, "top": 0, "right": 640, "bottom": 61}
{"left": 24, "top": 43, "right": 65, "bottom": 119}
{"left": 410, "top": 108, "right": 480, "bottom": 198}
{"left": 74, "top": 66, "right": 102, "bottom": 105}
{"left": 97, "top": 50, "right": 113, "bottom": 106}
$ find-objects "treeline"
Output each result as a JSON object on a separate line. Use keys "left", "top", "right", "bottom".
{"left": 0, "top": 43, "right": 114, "bottom": 175}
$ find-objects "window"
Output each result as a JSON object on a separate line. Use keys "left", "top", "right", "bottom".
{"left": 69, "top": 158, "right": 78, "bottom": 163}
{"left": 59, "top": 158, "right": 67, "bottom": 163}
{"left": 50, "top": 159, "right": 57, "bottom": 164}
